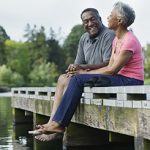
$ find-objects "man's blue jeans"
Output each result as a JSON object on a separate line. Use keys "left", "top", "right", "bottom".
{"left": 52, "top": 74, "right": 143, "bottom": 127}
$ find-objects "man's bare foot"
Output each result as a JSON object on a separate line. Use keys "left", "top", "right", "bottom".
{"left": 35, "top": 133, "right": 64, "bottom": 142}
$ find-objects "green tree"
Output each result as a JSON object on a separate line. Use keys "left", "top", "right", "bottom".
{"left": 24, "top": 25, "right": 65, "bottom": 73}
{"left": 4, "top": 40, "right": 31, "bottom": 84}
{"left": 46, "top": 28, "right": 66, "bottom": 72}
{"left": 24, "top": 25, "right": 48, "bottom": 66}
{"left": 0, "top": 26, "right": 10, "bottom": 65}
{"left": 29, "top": 62, "right": 59, "bottom": 86}
{"left": 0, "top": 65, "right": 24, "bottom": 87}
{"left": 46, "top": 38, "right": 65, "bottom": 72}
{"left": 144, "top": 44, "right": 150, "bottom": 84}
{"left": 63, "top": 24, "right": 85, "bottom": 66}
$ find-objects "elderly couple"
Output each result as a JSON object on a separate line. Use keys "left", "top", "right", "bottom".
{"left": 29, "top": 1, "right": 144, "bottom": 142}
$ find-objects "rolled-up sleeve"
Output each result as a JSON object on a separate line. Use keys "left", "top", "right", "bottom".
{"left": 74, "top": 36, "right": 86, "bottom": 64}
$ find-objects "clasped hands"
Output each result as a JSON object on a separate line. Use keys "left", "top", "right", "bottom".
{"left": 65, "top": 64, "right": 88, "bottom": 76}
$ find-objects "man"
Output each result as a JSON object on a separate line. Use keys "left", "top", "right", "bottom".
{"left": 32, "top": 8, "right": 115, "bottom": 142}
{"left": 68, "top": 8, "right": 115, "bottom": 72}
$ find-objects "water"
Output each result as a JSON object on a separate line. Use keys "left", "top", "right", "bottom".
{"left": 0, "top": 97, "right": 32, "bottom": 150}
{"left": 0, "top": 97, "right": 63, "bottom": 150}
{"left": 0, "top": 97, "right": 134, "bottom": 150}
{"left": 0, "top": 97, "right": 13, "bottom": 150}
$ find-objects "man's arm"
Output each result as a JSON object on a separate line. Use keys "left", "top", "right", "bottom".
{"left": 79, "top": 62, "right": 109, "bottom": 70}
{"left": 78, "top": 30, "right": 115, "bottom": 71}
{"left": 80, "top": 50, "right": 133, "bottom": 75}
{"left": 74, "top": 34, "right": 86, "bottom": 64}
{"left": 66, "top": 61, "right": 109, "bottom": 74}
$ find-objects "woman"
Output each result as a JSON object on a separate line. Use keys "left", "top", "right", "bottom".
{"left": 29, "top": 1, "right": 144, "bottom": 137}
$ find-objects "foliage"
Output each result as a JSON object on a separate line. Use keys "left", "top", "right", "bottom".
{"left": 144, "top": 44, "right": 150, "bottom": 82}
{"left": 0, "top": 26, "right": 10, "bottom": 43}
{"left": 46, "top": 38, "right": 66, "bottom": 72}
{"left": 29, "top": 62, "right": 59, "bottom": 86}
{"left": 0, "top": 26, "right": 10, "bottom": 65}
{"left": 24, "top": 24, "right": 65, "bottom": 72}
{"left": 0, "top": 24, "right": 85, "bottom": 87}
{"left": 63, "top": 24, "right": 85, "bottom": 65}
{"left": 4, "top": 40, "right": 31, "bottom": 83}
{"left": 24, "top": 24, "right": 47, "bottom": 65}
{"left": 0, "top": 65, "right": 24, "bottom": 87}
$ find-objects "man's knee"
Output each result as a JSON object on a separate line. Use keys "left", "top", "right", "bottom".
{"left": 58, "top": 74, "right": 70, "bottom": 86}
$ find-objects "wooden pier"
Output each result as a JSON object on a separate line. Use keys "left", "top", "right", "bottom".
{"left": 11, "top": 86, "right": 150, "bottom": 150}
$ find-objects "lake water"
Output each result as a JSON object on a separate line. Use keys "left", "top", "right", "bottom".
{"left": 0, "top": 97, "right": 134, "bottom": 150}
{"left": 0, "top": 97, "right": 64, "bottom": 150}
{"left": 0, "top": 97, "right": 33, "bottom": 150}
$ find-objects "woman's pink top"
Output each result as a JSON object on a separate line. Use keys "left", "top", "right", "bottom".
{"left": 112, "top": 32, "right": 144, "bottom": 81}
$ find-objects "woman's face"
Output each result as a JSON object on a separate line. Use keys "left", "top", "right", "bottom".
{"left": 107, "top": 9, "right": 120, "bottom": 30}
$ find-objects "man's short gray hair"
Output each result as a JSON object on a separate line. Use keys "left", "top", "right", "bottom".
{"left": 114, "top": 1, "right": 135, "bottom": 27}
{"left": 80, "top": 8, "right": 101, "bottom": 21}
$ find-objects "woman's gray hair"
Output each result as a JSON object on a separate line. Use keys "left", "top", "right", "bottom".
{"left": 114, "top": 1, "right": 135, "bottom": 27}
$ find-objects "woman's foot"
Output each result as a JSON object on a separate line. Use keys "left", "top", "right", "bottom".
{"left": 35, "top": 117, "right": 54, "bottom": 129}
{"left": 29, "top": 121, "right": 65, "bottom": 135}
{"left": 35, "top": 123, "right": 51, "bottom": 129}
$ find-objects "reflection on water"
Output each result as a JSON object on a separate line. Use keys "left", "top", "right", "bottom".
{"left": 0, "top": 97, "right": 13, "bottom": 150}
{"left": 0, "top": 98, "right": 32, "bottom": 150}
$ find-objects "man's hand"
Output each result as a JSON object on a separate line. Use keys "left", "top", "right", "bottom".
{"left": 66, "top": 64, "right": 83, "bottom": 73}
{"left": 66, "top": 68, "right": 88, "bottom": 77}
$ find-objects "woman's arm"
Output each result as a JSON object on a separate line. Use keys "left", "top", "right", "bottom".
{"left": 82, "top": 50, "right": 133, "bottom": 75}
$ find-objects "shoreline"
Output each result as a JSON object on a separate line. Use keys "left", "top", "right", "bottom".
{"left": 0, "top": 92, "right": 12, "bottom": 97}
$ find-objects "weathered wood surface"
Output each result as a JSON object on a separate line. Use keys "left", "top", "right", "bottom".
{"left": 11, "top": 86, "right": 150, "bottom": 141}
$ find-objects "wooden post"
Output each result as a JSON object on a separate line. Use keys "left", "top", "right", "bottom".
{"left": 109, "top": 132, "right": 134, "bottom": 149}
{"left": 134, "top": 136, "right": 144, "bottom": 150}
{"left": 12, "top": 108, "right": 33, "bottom": 124}
{"left": 64, "top": 122, "right": 109, "bottom": 147}
{"left": 12, "top": 108, "right": 33, "bottom": 148}
{"left": 144, "top": 139, "right": 150, "bottom": 150}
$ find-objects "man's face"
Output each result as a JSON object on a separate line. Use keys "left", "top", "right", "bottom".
{"left": 82, "top": 11, "right": 101, "bottom": 38}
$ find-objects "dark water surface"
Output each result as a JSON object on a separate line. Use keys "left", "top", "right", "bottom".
{"left": 0, "top": 97, "right": 134, "bottom": 150}
{"left": 0, "top": 97, "right": 32, "bottom": 150}
{"left": 0, "top": 97, "right": 64, "bottom": 150}
{"left": 0, "top": 97, "right": 13, "bottom": 149}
